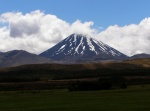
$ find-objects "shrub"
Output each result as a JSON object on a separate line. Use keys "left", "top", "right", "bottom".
{"left": 68, "top": 79, "right": 112, "bottom": 91}
{"left": 120, "top": 82, "right": 127, "bottom": 89}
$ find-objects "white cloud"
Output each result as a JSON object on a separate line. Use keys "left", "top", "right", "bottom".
{"left": 98, "top": 18, "right": 150, "bottom": 56}
{"left": 0, "top": 10, "right": 96, "bottom": 54}
{"left": 0, "top": 10, "right": 150, "bottom": 56}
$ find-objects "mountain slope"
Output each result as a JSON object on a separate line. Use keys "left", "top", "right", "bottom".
{"left": 40, "top": 34, "right": 128, "bottom": 62}
{"left": 0, "top": 50, "right": 51, "bottom": 67}
{"left": 130, "top": 53, "right": 150, "bottom": 59}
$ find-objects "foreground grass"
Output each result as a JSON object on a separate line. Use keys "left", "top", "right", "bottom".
{"left": 0, "top": 86, "right": 150, "bottom": 111}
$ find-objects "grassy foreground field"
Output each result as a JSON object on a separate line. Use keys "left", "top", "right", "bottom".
{"left": 0, "top": 85, "right": 150, "bottom": 111}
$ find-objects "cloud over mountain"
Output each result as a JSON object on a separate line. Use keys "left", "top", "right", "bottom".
{"left": 0, "top": 10, "right": 150, "bottom": 56}
{"left": 0, "top": 10, "right": 96, "bottom": 54}
{"left": 98, "top": 18, "right": 150, "bottom": 56}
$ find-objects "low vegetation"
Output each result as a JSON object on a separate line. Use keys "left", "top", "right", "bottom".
{"left": 0, "top": 59, "right": 149, "bottom": 91}
{"left": 0, "top": 59, "right": 149, "bottom": 110}
{"left": 0, "top": 85, "right": 150, "bottom": 111}
{"left": 124, "top": 58, "right": 150, "bottom": 67}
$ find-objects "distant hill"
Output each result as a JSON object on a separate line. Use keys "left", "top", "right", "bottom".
{"left": 130, "top": 53, "right": 150, "bottom": 59}
{"left": 40, "top": 34, "right": 128, "bottom": 62}
{"left": 0, "top": 50, "right": 52, "bottom": 67}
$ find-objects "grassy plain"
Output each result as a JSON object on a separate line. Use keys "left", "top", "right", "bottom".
{"left": 0, "top": 59, "right": 150, "bottom": 110}
{"left": 0, "top": 85, "right": 150, "bottom": 111}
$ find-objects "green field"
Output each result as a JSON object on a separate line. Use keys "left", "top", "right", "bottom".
{"left": 0, "top": 85, "right": 150, "bottom": 111}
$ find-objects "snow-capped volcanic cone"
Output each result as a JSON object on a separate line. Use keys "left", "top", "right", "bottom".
{"left": 40, "top": 34, "right": 128, "bottom": 62}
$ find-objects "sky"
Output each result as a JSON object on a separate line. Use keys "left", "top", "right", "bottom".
{"left": 0, "top": 0, "right": 150, "bottom": 56}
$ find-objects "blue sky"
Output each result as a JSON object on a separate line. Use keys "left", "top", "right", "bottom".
{"left": 1, "top": 0, "right": 150, "bottom": 29}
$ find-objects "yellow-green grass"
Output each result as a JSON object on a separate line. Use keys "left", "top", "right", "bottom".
{"left": 124, "top": 58, "right": 150, "bottom": 67}
{"left": 0, "top": 85, "right": 150, "bottom": 111}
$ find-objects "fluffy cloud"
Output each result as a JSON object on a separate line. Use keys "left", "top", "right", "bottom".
{"left": 0, "top": 10, "right": 96, "bottom": 54}
{"left": 0, "top": 10, "right": 150, "bottom": 56}
{"left": 98, "top": 19, "right": 150, "bottom": 56}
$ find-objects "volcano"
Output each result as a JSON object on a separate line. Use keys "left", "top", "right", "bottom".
{"left": 40, "top": 34, "right": 128, "bottom": 62}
